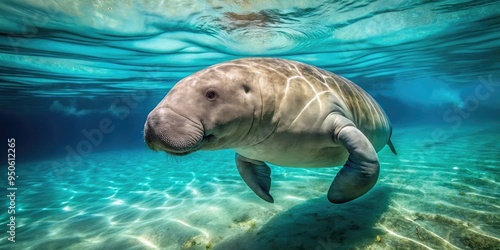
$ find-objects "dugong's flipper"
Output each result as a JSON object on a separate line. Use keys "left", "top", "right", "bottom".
{"left": 236, "top": 153, "right": 274, "bottom": 203}
{"left": 328, "top": 116, "right": 380, "bottom": 204}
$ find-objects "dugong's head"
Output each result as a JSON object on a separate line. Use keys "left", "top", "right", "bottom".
{"left": 144, "top": 62, "right": 261, "bottom": 155}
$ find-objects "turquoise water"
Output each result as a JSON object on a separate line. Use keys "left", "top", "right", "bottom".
{"left": 1, "top": 1, "right": 499, "bottom": 249}
{"left": 1, "top": 124, "right": 499, "bottom": 249}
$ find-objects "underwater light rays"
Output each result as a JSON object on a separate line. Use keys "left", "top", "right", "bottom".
{"left": 7, "top": 124, "right": 500, "bottom": 249}
{"left": 134, "top": 235, "right": 160, "bottom": 249}
{"left": 466, "top": 228, "right": 500, "bottom": 242}
{"left": 1, "top": 0, "right": 499, "bottom": 100}
{"left": 170, "top": 218, "right": 211, "bottom": 239}
{"left": 379, "top": 224, "right": 434, "bottom": 250}
{"left": 399, "top": 212, "right": 463, "bottom": 250}
{"left": 410, "top": 224, "right": 462, "bottom": 250}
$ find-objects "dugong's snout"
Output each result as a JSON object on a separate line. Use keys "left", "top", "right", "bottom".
{"left": 144, "top": 108, "right": 204, "bottom": 156}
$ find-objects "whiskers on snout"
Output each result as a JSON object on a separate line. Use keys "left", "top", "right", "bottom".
{"left": 163, "top": 151, "right": 201, "bottom": 165}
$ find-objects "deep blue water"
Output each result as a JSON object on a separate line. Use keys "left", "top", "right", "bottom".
{"left": 0, "top": 1, "right": 499, "bottom": 249}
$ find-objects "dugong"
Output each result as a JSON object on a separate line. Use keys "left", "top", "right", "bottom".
{"left": 144, "top": 58, "right": 396, "bottom": 204}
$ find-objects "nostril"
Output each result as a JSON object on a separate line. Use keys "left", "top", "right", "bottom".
{"left": 143, "top": 108, "right": 204, "bottom": 155}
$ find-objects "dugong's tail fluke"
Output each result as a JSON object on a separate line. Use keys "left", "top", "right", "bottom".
{"left": 388, "top": 139, "right": 397, "bottom": 155}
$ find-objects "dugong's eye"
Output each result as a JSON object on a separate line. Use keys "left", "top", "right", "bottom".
{"left": 205, "top": 89, "right": 218, "bottom": 100}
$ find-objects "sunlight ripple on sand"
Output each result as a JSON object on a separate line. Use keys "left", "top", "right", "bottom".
{"left": 5, "top": 123, "right": 499, "bottom": 249}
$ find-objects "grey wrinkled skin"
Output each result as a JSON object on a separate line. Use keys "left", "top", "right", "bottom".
{"left": 144, "top": 57, "right": 395, "bottom": 203}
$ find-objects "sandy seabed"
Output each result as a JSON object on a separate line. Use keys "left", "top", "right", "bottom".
{"left": 1, "top": 123, "right": 499, "bottom": 250}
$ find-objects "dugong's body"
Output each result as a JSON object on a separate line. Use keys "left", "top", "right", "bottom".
{"left": 144, "top": 58, "right": 396, "bottom": 204}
